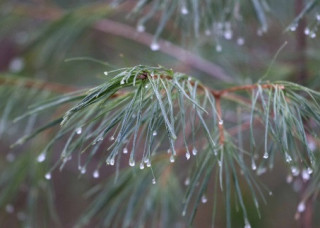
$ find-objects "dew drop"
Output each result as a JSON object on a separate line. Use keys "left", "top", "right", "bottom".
{"left": 37, "top": 153, "right": 46, "bottom": 163}
{"left": 129, "top": 158, "right": 135, "bottom": 167}
{"left": 76, "top": 127, "right": 82, "bottom": 135}
{"left": 215, "top": 44, "right": 222, "bottom": 52}
{"left": 224, "top": 30, "right": 233, "bottom": 40}
{"left": 136, "top": 24, "right": 145, "bottom": 32}
{"left": 285, "top": 153, "right": 292, "bottom": 163}
{"left": 93, "top": 170, "right": 99, "bottom": 178}
{"left": 150, "top": 41, "right": 160, "bottom": 51}
{"left": 201, "top": 195, "right": 208, "bottom": 204}
{"left": 251, "top": 159, "right": 257, "bottom": 170}
{"left": 304, "top": 28, "right": 310, "bottom": 35}
{"left": 269, "top": 191, "right": 273, "bottom": 196}
{"left": 139, "top": 163, "right": 145, "bottom": 170}
{"left": 120, "top": 79, "right": 125, "bottom": 85}
{"left": 186, "top": 152, "right": 191, "bottom": 160}
{"left": 192, "top": 147, "right": 198, "bottom": 156}
{"left": 317, "top": 14, "right": 320, "bottom": 21}
{"left": 146, "top": 160, "right": 151, "bottom": 167}
{"left": 218, "top": 160, "right": 222, "bottom": 167}
{"left": 80, "top": 167, "right": 86, "bottom": 174}
{"left": 290, "top": 24, "right": 297, "bottom": 32}
{"left": 152, "top": 178, "right": 156, "bottom": 184}
{"left": 110, "top": 136, "right": 115, "bottom": 141}
{"left": 123, "top": 148, "right": 128, "bottom": 154}
{"left": 144, "top": 158, "right": 150, "bottom": 163}
{"left": 45, "top": 173, "right": 51, "bottom": 180}
{"left": 170, "top": 155, "right": 175, "bottom": 163}
{"left": 244, "top": 220, "right": 251, "bottom": 228}
{"left": 181, "top": 6, "right": 189, "bottom": 15}
{"left": 109, "top": 158, "right": 115, "bottom": 166}
{"left": 237, "top": 37, "right": 245, "bottom": 46}
{"left": 184, "top": 177, "right": 190, "bottom": 186}
{"left": 152, "top": 131, "right": 157, "bottom": 136}
{"left": 218, "top": 119, "right": 224, "bottom": 125}
{"left": 297, "top": 202, "right": 306, "bottom": 213}
{"left": 310, "top": 32, "right": 316, "bottom": 39}
{"left": 301, "top": 169, "right": 310, "bottom": 181}
{"left": 263, "top": 152, "right": 269, "bottom": 159}
{"left": 145, "top": 84, "right": 149, "bottom": 89}
{"left": 214, "top": 149, "right": 218, "bottom": 156}
{"left": 291, "top": 166, "right": 300, "bottom": 176}
{"left": 286, "top": 174, "right": 293, "bottom": 183}
{"left": 182, "top": 210, "right": 186, "bottom": 217}
{"left": 307, "top": 167, "right": 313, "bottom": 175}
{"left": 5, "top": 204, "right": 14, "bottom": 213}
{"left": 103, "top": 71, "right": 108, "bottom": 76}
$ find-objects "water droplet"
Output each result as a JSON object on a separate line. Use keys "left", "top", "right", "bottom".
{"left": 291, "top": 166, "right": 300, "bottom": 176}
{"left": 269, "top": 191, "right": 273, "bottom": 196}
{"left": 290, "top": 24, "right": 297, "bottom": 31}
{"left": 110, "top": 136, "right": 115, "bottom": 141}
{"left": 109, "top": 158, "right": 115, "bottom": 166}
{"left": 181, "top": 6, "right": 188, "bottom": 15}
{"left": 201, "top": 195, "right": 208, "bottom": 204}
{"left": 182, "top": 210, "right": 186, "bottom": 217}
{"left": 152, "top": 131, "right": 157, "bottom": 136}
{"left": 316, "top": 14, "right": 320, "bottom": 21}
{"left": 285, "top": 153, "right": 292, "bottom": 163}
{"left": 136, "top": 24, "right": 145, "bottom": 32}
{"left": 120, "top": 79, "right": 125, "bottom": 85}
{"left": 237, "top": 37, "right": 245, "bottom": 46}
{"left": 145, "top": 84, "right": 149, "bottom": 89}
{"left": 251, "top": 160, "right": 257, "bottom": 170}
{"left": 263, "top": 152, "right": 269, "bottom": 159}
{"left": 214, "top": 149, "right": 218, "bottom": 156}
{"left": 205, "top": 29, "right": 211, "bottom": 36}
{"left": 307, "top": 139, "right": 316, "bottom": 151}
{"left": 192, "top": 147, "right": 198, "bottom": 156}
{"left": 93, "top": 170, "right": 99, "bottom": 178}
{"left": 257, "top": 167, "right": 266, "bottom": 176}
{"left": 80, "top": 167, "right": 86, "bottom": 174}
{"left": 76, "top": 127, "right": 82, "bottom": 135}
{"left": 215, "top": 44, "right": 222, "bottom": 52}
{"left": 139, "top": 163, "right": 145, "bottom": 170}
{"left": 150, "top": 41, "right": 160, "bottom": 51}
{"left": 104, "top": 71, "right": 108, "bottom": 76}
{"left": 123, "top": 148, "right": 128, "bottom": 154}
{"left": 6, "top": 153, "right": 15, "bottom": 162}
{"left": 218, "top": 119, "right": 224, "bottom": 125}
{"left": 144, "top": 158, "right": 150, "bottom": 163}
{"left": 297, "top": 202, "right": 306, "bottom": 213}
{"left": 45, "top": 173, "right": 51, "bottom": 180}
{"left": 186, "top": 152, "right": 191, "bottom": 160}
{"left": 170, "top": 155, "right": 175, "bottom": 163}
{"left": 224, "top": 30, "right": 233, "bottom": 40}
{"left": 129, "top": 158, "right": 135, "bottom": 167}
{"left": 5, "top": 204, "right": 14, "bottom": 213}
{"left": 307, "top": 167, "right": 313, "bottom": 174}
{"left": 146, "top": 160, "right": 151, "bottom": 167}
{"left": 310, "top": 32, "right": 316, "bottom": 39}
{"left": 152, "top": 178, "right": 156, "bottom": 184}
{"left": 37, "top": 153, "right": 46, "bottom": 163}
{"left": 301, "top": 169, "right": 310, "bottom": 181}
{"left": 218, "top": 160, "right": 222, "bottom": 167}
{"left": 304, "top": 28, "right": 310, "bottom": 35}
{"left": 9, "top": 57, "right": 24, "bottom": 73}
{"left": 184, "top": 177, "right": 190, "bottom": 186}
{"left": 244, "top": 220, "right": 251, "bottom": 228}
{"left": 286, "top": 174, "right": 293, "bottom": 183}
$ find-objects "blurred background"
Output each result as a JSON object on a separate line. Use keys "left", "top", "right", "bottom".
{"left": 0, "top": 0, "right": 320, "bottom": 227}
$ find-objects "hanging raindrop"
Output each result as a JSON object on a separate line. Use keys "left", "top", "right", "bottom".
{"left": 76, "top": 127, "right": 82, "bottom": 135}
{"left": 286, "top": 174, "right": 293, "bottom": 183}
{"left": 109, "top": 158, "right": 115, "bottom": 166}
{"left": 251, "top": 159, "right": 257, "bottom": 170}
{"left": 37, "top": 153, "right": 46, "bottom": 163}
{"left": 103, "top": 71, "right": 108, "bottom": 76}
{"left": 181, "top": 6, "right": 189, "bottom": 15}
{"left": 186, "top": 152, "right": 191, "bottom": 160}
{"left": 297, "top": 202, "right": 306, "bottom": 213}
{"left": 291, "top": 166, "right": 300, "bottom": 176}
{"left": 123, "top": 148, "right": 128, "bottom": 154}
{"left": 146, "top": 160, "right": 151, "bottom": 167}
{"left": 80, "top": 167, "right": 86, "bottom": 174}
{"left": 310, "top": 32, "right": 316, "bottom": 39}
{"left": 201, "top": 195, "right": 208, "bottom": 204}
{"left": 205, "top": 29, "right": 211, "bottom": 36}
{"left": 285, "top": 153, "right": 292, "bottom": 163}
{"left": 223, "top": 30, "right": 233, "bottom": 40}
{"left": 316, "top": 14, "right": 320, "bottom": 21}
{"left": 184, "top": 177, "right": 190, "bottom": 186}
{"left": 214, "top": 149, "right": 218, "bottom": 156}
{"left": 129, "top": 158, "right": 135, "bottom": 167}
{"left": 218, "top": 119, "right": 224, "bottom": 125}
{"left": 170, "top": 155, "right": 175, "bottom": 163}
{"left": 263, "top": 152, "right": 269, "bottom": 159}
{"left": 192, "top": 147, "right": 198, "bottom": 156}
{"left": 304, "top": 28, "right": 310, "bottom": 35}
{"left": 150, "top": 41, "right": 160, "bottom": 51}
{"left": 244, "top": 220, "right": 251, "bottom": 228}
{"left": 45, "top": 172, "right": 51, "bottom": 180}
{"left": 307, "top": 167, "right": 313, "bottom": 174}
{"left": 152, "top": 178, "right": 156, "bottom": 184}
{"left": 290, "top": 24, "right": 298, "bottom": 32}
{"left": 237, "top": 37, "right": 245, "bottom": 46}
{"left": 110, "top": 136, "right": 115, "bottom": 141}
{"left": 152, "top": 131, "right": 157, "bottom": 136}
{"left": 120, "top": 79, "right": 125, "bottom": 85}
{"left": 139, "top": 163, "right": 145, "bottom": 170}
{"left": 136, "top": 24, "right": 145, "bottom": 32}
{"left": 301, "top": 169, "right": 310, "bottom": 181}
{"left": 93, "top": 170, "right": 99, "bottom": 178}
